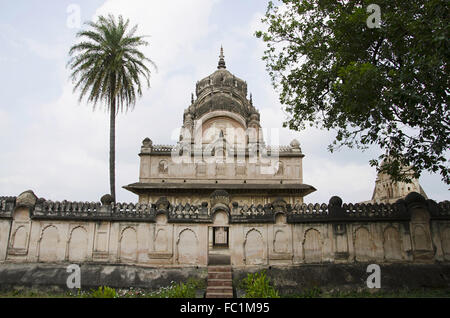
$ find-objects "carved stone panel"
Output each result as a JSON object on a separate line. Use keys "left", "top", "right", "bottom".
{"left": 354, "top": 227, "right": 376, "bottom": 262}
{"left": 119, "top": 226, "right": 138, "bottom": 262}
{"left": 273, "top": 229, "right": 289, "bottom": 254}
{"left": 8, "top": 207, "right": 31, "bottom": 256}
{"left": 93, "top": 222, "right": 110, "bottom": 259}
{"left": 177, "top": 228, "right": 198, "bottom": 264}
{"left": 158, "top": 160, "right": 169, "bottom": 175}
{"left": 441, "top": 227, "right": 450, "bottom": 260}
{"left": 410, "top": 209, "right": 433, "bottom": 260}
{"left": 68, "top": 226, "right": 89, "bottom": 262}
{"left": 149, "top": 214, "right": 173, "bottom": 259}
{"left": 244, "top": 228, "right": 265, "bottom": 265}
{"left": 39, "top": 225, "right": 61, "bottom": 262}
{"left": 303, "top": 229, "right": 322, "bottom": 263}
{"left": 383, "top": 226, "right": 402, "bottom": 261}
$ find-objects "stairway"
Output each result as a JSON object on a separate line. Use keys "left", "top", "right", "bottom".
{"left": 205, "top": 265, "right": 233, "bottom": 298}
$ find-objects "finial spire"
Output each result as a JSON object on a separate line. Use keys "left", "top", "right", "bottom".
{"left": 218, "top": 46, "right": 226, "bottom": 69}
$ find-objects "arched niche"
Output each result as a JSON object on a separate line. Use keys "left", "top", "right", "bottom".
{"left": 213, "top": 210, "right": 229, "bottom": 226}
{"left": 354, "top": 227, "right": 375, "bottom": 262}
{"left": 273, "top": 229, "right": 289, "bottom": 254}
{"left": 39, "top": 225, "right": 61, "bottom": 262}
{"left": 11, "top": 226, "right": 28, "bottom": 250}
{"left": 195, "top": 112, "right": 247, "bottom": 147}
{"left": 68, "top": 226, "right": 89, "bottom": 262}
{"left": 244, "top": 228, "right": 265, "bottom": 265}
{"left": 119, "top": 227, "right": 138, "bottom": 262}
{"left": 177, "top": 228, "right": 199, "bottom": 264}
{"left": 383, "top": 226, "right": 402, "bottom": 261}
{"left": 155, "top": 228, "right": 169, "bottom": 253}
{"left": 303, "top": 228, "right": 322, "bottom": 263}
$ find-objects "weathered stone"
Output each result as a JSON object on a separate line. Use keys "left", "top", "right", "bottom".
{"left": 15, "top": 190, "right": 37, "bottom": 208}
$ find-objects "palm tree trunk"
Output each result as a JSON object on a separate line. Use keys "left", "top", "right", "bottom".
{"left": 109, "top": 95, "right": 116, "bottom": 202}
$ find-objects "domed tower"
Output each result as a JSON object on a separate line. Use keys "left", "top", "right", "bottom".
{"left": 125, "top": 48, "right": 316, "bottom": 206}
{"left": 180, "top": 46, "right": 262, "bottom": 149}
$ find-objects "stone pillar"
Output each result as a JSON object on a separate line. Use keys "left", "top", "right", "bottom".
{"left": 406, "top": 192, "right": 434, "bottom": 261}
{"left": 7, "top": 191, "right": 37, "bottom": 262}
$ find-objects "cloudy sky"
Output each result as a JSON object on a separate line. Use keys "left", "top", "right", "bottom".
{"left": 0, "top": 0, "right": 447, "bottom": 204}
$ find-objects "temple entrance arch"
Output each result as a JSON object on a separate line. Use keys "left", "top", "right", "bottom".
{"left": 208, "top": 209, "right": 231, "bottom": 265}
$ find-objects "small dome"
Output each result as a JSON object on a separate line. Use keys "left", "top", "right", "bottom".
{"left": 329, "top": 196, "right": 343, "bottom": 207}
{"left": 290, "top": 139, "right": 300, "bottom": 149}
{"left": 195, "top": 47, "right": 247, "bottom": 99}
{"left": 142, "top": 138, "right": 153, "bottom": 147}
{"left": 196, "top": 69, "right": 247, "bottom": 98}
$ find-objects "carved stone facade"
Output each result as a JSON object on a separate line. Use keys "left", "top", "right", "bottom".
{"left": 124, "top": 48, "right": 314, "bottom": 209}
{"left": 365, "top": 159, "right": 428, "bottom": 204}
{"left": 0, "top": 50, "right": 448, "bottom": 270}
{"left": 0, "top": 190, "right": 449, "bottom": 267}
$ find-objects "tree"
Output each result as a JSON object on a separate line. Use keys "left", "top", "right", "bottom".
{"left": 68, "top": 15, "right": 155, "bottom": 201}
{"left": 256, "top": 0, "right": 449, "bottom": 184}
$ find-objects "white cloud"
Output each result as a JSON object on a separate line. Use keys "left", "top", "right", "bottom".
{"left": 303, "top": 156, "right": 377, "bottom": 203}
{"left": 23, "top": 38, "right": 66, "bottom": 60}
{"left": 0, "top": 0, "right": 220, "bottom": 202}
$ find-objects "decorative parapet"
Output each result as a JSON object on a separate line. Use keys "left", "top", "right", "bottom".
{"left": 1, "top": 192, "right": 448, "bottom": 224}
{"left": 29, "top": 197, "right": 211, "bottom": 223}
{"left": 151, "top": 144, "right": 174, "bottom": 153}
{"left": 427, "top": 200, "right": 450, "bottom": 220}
{"left": 0, "top": 196, "right": 16, "bottom": 218}
{"left": 266, "top": 145, "right": 300, "bottom": 154}
{"left": 144, "top": 143, "right": 303, "bottom": 157}
{"left": 230, "top": 202, "right": 274, "bottom": 223}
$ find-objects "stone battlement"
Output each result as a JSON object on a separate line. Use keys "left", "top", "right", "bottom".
{"left": 1, "top": 192, "right": 448, "bottom": 224}
{"left": 0, "top": 190, "right": 449, "bottom": 268}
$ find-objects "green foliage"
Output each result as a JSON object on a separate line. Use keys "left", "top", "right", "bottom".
{"left": 147, "top": 278, "right": 202, "bottom": 298}
{"left": 240, "top": 271, "right": 280, "bottom": 298}
{"left": 256, "top": 0, "right": 449, "bottom": 184}
{"left": 86, "top": 286, "right": 117, "bottom": 298}
{"left": 67, "top": 14, "right": 155, "bottom": 199}
{"left": 67, "top": 14, "right": 155, "bottom": 112}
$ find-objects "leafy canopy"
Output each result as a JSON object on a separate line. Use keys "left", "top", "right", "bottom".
{"left": 68, "top": 14, "right": 156, "bottom": 113}
{"left": 256, "top": 0, "right": 449, "bottom": 184}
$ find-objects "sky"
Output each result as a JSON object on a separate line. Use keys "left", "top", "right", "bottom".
{"left": 0, "top": 0, "right": 448, "bottom": 204}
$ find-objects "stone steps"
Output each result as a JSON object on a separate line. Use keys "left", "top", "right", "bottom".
{"left": 205, "top": 265, "right": 233, "bottom": 298}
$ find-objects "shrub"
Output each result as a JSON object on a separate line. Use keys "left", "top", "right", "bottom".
{"left": 87, "top": 286, "right": 117, "bottom": 298}
{"left": 240, "top": 271, "right": 280, "bottom": 298}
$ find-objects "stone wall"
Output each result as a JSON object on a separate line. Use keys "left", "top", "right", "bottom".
{"left": 0, "top": 191, "right": 449, "bottom": 267}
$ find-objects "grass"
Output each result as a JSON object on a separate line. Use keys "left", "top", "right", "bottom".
{"left": 0, "top": 278, "right": 206, "bottom": 298}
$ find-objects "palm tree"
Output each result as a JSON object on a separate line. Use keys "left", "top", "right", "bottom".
{"left": 68, "top": 14, "right": 155, "bottom": 202}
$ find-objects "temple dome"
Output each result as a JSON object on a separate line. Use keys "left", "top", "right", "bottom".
{"left": 196, "top": 68, "right": 248, "bottom": 100}
{"left": 184, "top": 47, "right": 259, "bottom": 126}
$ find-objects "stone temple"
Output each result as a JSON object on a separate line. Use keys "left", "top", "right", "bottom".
{"left": 123, "top": 47, "right": 316, "bottom": 264}
{"left": 0, "top": 48, "right": 449, "bottom": 296}
{"left": 124, "top": 47, "right": 315, "bottom": 207}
